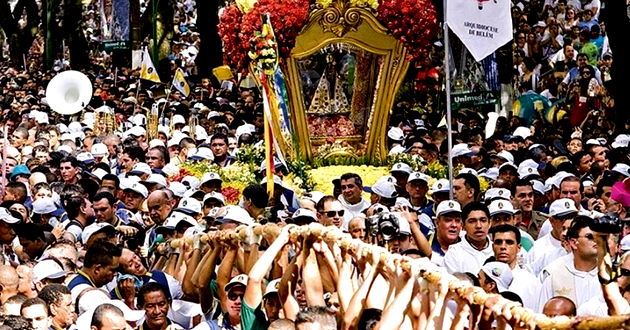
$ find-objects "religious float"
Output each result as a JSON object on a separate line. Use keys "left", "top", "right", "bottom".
{"left": 218, "top": 0, "right": 438, "bottom": 163}
{"left": 169, "top": 0, "right": 442, "bottom": 200}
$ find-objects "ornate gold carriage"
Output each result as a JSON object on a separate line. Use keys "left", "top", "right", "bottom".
{"left": 282, "top": 0, "right": 410, "bottom": 162}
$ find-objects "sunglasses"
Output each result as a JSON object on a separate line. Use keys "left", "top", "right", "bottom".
{"left": 576, "top": 233, "right": 595, "bottom": 240}
{"left": 228, "top": 292, "right": 244, "bottom": 301}
{"left": 325, "top": 210, "right": 345, "bottom": 217}
{"left": 621, "top": 268, "right": 630, "bottom": 277}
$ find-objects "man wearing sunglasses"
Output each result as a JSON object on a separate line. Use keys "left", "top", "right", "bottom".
{"left": 538, "top": 216, "right": 603, "bottom": 313}
{"left": 527, "top": 198, "right": 578, "bottom": 276}
{"left": 316, "top": 196, "right": 345, "bottom": 228}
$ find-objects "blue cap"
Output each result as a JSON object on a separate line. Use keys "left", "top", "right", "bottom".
{"left": 11, "top": 165, "right": 31, "bottom": 179}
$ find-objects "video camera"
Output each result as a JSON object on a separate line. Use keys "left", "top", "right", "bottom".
{"left": 365, "top": 205, "right": 401, "bottom": 241}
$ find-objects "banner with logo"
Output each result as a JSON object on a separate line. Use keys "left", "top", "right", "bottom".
{"left": 101, "top": 0, "right": 130, "bottom": 50}
{"left": 446, "top": 0, "right": 512, "bottom": 62}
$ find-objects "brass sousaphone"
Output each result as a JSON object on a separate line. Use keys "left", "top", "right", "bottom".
{"left": 45, "top": 70, "right": 93, "bottom": 115}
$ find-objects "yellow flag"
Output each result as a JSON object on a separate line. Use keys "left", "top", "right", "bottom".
{"left": 172, "top": 68, "right": 190, "bottom": 97}
{"left": 140, "top": 48, "right": 161, "bottom": 83}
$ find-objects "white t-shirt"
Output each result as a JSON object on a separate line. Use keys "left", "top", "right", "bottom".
{"left": 444, "top": 236, "right": 493, "bottom": 275}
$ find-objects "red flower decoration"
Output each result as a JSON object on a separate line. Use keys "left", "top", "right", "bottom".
{"left": 218, "top": 0, "right": 310, "bottom": 73}
{"left": 377, "top": 0, "right": 438, "bottom": 60}
{"left": 221, "top": 186, "right": 241, "bottom": 205}
{"left": 168, "top": 168, "right": 193, "bottom": 183}
{"left": 218, "top": 4, "right": 248, "bottom": 72}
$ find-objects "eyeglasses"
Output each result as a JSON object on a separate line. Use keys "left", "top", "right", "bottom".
{"left": 493, "top": 239, "right": 516, "bottom": 245}
{"left": 228, "top": 292, "right": 244, "bottom": 301}
{"left": 325, "top": 210, "right": 345, "bottom": 217}
{"left": 582, "top": 71, "right": 592, "bottom": 75}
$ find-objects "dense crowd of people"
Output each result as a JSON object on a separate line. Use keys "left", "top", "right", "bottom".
{"left": 0, "top": 0, "right": 629, "bottom": 329}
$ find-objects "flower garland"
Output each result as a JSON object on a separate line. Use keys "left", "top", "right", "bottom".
{"left": 376, "top": 0, "right": 438, "bottom": 60}
{"left": 219, "top": 0, "right": 438, "bottom": 71}
{"left": 219, "top": 0, "right": 310, "bottom": 72}
{"left": 307, "top": 165, "right": 390, "bottom": 195}
{"left": 218, "top": 4, "right": 249, "bottom": 73}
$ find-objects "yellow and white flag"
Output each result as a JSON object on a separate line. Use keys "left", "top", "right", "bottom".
{"left": 172, "top": 68, "right": 190, "bottom": 96}
{"left": 140, "top": 48, "right": 161, "bottom": 83}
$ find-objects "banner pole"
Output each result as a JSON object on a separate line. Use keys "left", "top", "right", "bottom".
{"left": 444, "top": 0, "right": 454, "bottom": 200}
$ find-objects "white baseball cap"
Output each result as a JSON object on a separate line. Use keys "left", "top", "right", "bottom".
{"left": 368, "top": 176, "right": 398, "bottom": 199}
{"left": 91, "top": 143, "right": 108, "bottom": 157}
{"left": 168, "top": 182, "right": 187, "bottom": 198}
{"left": 488, "top": 199, "right": 515, "bottom": 216}
{"left": 496, "top": 150, "right": 514, "bottom": 163}
{"left": 141, "top": 174, "right": 168, "bottom": 188}
{"left": 390, "top": 162, "right": 412, "bottom": 174}
{"left": 76, "top": 152, "right": 95, "bottom": 164}
{"left": 82, "top": 222, "right": 116, "bottom": 245}
{"left": 264, "top": 279, "right": 282, "bottom": 297}
{"left": 518, "top": 166, "right": 539, "bottom": 179}
{"left": 33, "top": 259, "right": 68, "bottom": 283}
{"left": 0, "top": 207, "right": 20, "bottom": 224}
{"left": 432, "top": 179, "right": 450, "bottom": 194}
{"left": 513, "top": 126, "right": 531, "bottom": 139}
{"left": 436, "top": 200, "right": 462, "bottom": 217}
{"left": 459, "top": 168, "right": 478, "bottom": 176}
{"left": 408, "top": 172, "right": 429, "bottom": 183}
{"left": 481, "top": 262, "right": 513, "bottom": 292}
{"left": 32, "top": 197, "right": 57, "bottom": 214}
{"left": 484, "top": 188, "right": 511, "bottom": 202}
{"left": 612, "top": 134, "right": 630, "bottom": 149}
{"left": 129, "top": 163, "right": 152, "bottom": 176}
{"left": 451, "top": 143, "right": 474, "bottom": 158}
{"left": 162, "top": 212, "right": 198, "bottom": 229}
{"left": 149, "top": 139, "right": 165, "bottom": 149}
{"left": 189, "top": 147, "right": 214, "bottom": 160}
{"left": 123, "top": 182, "right": 149, "bottom": 198}
{"left": 203, "top": 192, "right": 226, "bottom": 205}
{"left": 291, "top": 208, "right": 317, "bottom": 224}
{"left": 172, "top": 114, "right": 186, "bottom": 125}
{"left": 549, "top": 198, "right": 578, "bottom": 217}
{"left": 221, "top": 206, "right": 254, "bottom": 225}
{"left": 531, "top": 180, "right": 545, "bottom": 195}
{"left": 176, "top": 198, "right": 203, "bottom": 215}
{"left": 200, "top": 172, "right": 222, "bottom": 185}
{"left": 182, "top": 176, "right": 201, "bottom": 190}
{"left": 479, "top": 168, "right": 499, "bottom": 181}
{"left": 387, "top": 127, "right": 404, "bottom": 141}
{"left": 225, "top": 274, "right": 248, "bottom": 291}
{"left": 612, "top": 163, "right": 630, "bottom": 177}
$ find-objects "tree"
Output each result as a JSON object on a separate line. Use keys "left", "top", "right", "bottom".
{"left": 195, "top": 0, "right": 223, "bottom": 79}
{"left": 604, "top": 0, "right": 630, "bottom": 125}
{"left": 0, "top": 0, "right": 40, "bottom": 67}
{"left": 64, "top": 0, "right": 89, "bottom": 69}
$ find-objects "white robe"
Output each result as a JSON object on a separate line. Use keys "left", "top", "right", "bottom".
{"left": 338, "top": 196, "right": 371, "bottom": 230}
{"left": 537, "top": 254, "right": 602, "bottom": 312}
{"left": 509, "top": 266, "right": 542, "bottom": 311}
{"left": 525, "top": 233, "right": 567, "bottom": 277}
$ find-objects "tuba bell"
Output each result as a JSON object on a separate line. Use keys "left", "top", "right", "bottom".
{"left": 45, "top": 70, "right": 93, "bottom": 115}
